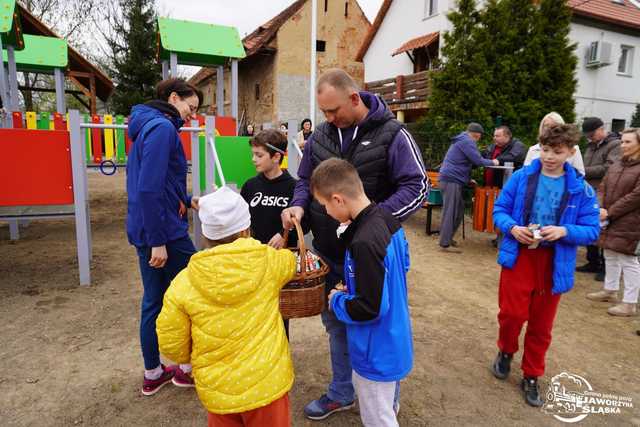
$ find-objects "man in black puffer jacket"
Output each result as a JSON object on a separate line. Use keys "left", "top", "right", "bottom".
{"left": 281, "top": 69, "right": 428, "bottom": 420}
{"left": 578, "top": 117, "right": 621, "bottom": 281}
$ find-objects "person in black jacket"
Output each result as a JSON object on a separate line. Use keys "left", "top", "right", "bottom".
{"left": 241, "top": 129, "right": 300, "bottom": 339}
{"left": 482, "top": 125, "right": 526, "bottom": 189}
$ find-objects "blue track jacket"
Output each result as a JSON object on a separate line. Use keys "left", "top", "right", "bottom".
{"left": 330, "top": 204, "right": 413, "bottom": 382}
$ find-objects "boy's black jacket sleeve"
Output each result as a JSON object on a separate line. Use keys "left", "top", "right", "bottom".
{"left": 345, "top": 240, "right": 386, "bottom": 321}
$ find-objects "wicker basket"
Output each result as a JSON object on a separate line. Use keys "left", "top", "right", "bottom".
{"left": 279, "top": 218, "right": 329, "bottom": 319}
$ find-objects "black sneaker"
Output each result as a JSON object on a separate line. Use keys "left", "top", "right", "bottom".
{"left": 491, "top": 351, "right": 512, "bottom": 380}
{"left": 521, "top": 377, "right": 544, "bottom": 407}
{"left": 576, "top": 263, "right": 599, "bottom": 273}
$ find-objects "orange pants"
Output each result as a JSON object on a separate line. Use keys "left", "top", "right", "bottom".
{"left": 207, "top": 394, "right": 290, "bottom": 427}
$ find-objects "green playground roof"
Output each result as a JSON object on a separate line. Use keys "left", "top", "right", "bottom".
{"left": 0, "top": 0, "right": 24, "bottom": 50}
{"left": 2, "top": 34, "right": 67, "bottom": 71}
{"left": 157, "top": 17, "right": 245, "bottom": 66}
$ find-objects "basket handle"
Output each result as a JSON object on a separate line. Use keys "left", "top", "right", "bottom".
{"left": 282, "top": 217, "right": 309, "bottom": 280}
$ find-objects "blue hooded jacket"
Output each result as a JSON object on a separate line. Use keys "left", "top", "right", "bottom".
{"left": 331, "top": 205, "right": 413, "bottom": 382}
{"left": 493, "top": 159, "right": 600, "bottom": 294}
{"left": 439, "top": 131, "right": 495, "bottom": 185}
{"left": 126, "top": 103, "right": 190, "bottom": 248}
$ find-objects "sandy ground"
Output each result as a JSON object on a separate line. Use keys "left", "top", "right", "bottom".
{"left": 1, "top": 172, "right": 639, "bottom": 427}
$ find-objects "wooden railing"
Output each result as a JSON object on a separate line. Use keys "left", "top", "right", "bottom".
{"left": 364, "top": 71, "right": 431, "bottom": 106}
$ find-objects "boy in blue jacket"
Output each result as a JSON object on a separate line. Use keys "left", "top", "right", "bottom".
{"left": 311, "top": 158, "right": 412, "bottom": 427}
{"left": 491, "top": 124, "right": 600, "bottom": 407}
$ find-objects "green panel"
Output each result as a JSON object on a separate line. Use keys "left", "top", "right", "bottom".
{"left": 115, "top": 115, "right": 126, "bottom": 163}
{"left": 83, "top": 114, "right": 92, "bottom": 164}
{"left": 37, "top": 111, "right": 49, "bottom": 129}
{"left": 2, "top": 34, "right": 67, "bottom": 71}
{"left": 0, "top": 0, "right": 24, "bottom": 50}
{"left": 199, "top": 135, "right": 206, "bottom": 193}
{"left": 157, "top": 17, "right": 245, "bottom": 66}
{"left": 213, "top": 136, "right": 255, "bottom": 188}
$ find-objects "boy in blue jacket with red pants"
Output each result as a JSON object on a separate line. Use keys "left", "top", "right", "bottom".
{"left": 491, "top": 124, "right": 600, "bottom": 406}
{"left": 311, "top": 158, "right": 412, "bottom": 427}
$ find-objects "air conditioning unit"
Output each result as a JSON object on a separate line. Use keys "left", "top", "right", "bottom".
{"left": 585, "top": 41, "right": 612, "bottom": 68}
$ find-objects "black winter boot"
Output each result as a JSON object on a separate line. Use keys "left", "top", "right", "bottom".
{"left": 491, "top": 351, "right": 512, "bottom": 380}
{"left": 521, "top": 377, "right": 544, "bottom": 407}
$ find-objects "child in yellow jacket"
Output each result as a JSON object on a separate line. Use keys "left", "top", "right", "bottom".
{"left": 156, "top": 186, "right": 296, "bottom": 426}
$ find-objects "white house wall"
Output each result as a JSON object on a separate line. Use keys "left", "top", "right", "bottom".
{"left": 571, "top": 22, "right": 640, "bottom": 129}
{"left": 363, "top": 0, "right": 453, "bottom": 82}
{"left": 363, "top": 1, "right": 640, "bottom": 128}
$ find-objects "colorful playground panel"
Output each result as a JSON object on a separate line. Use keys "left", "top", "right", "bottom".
{"left": 0, "top": 0, "right": 24, "bottom": 49}
{"left": 212, "top": 136, "right": 255, "bottom": 189}
{"left": 2, "top": 34, "right": 66, "bottom": 72}
{"left": 157, "top": 17, "right": 245, "bottom": 66}
{"left": 0, "top": 129, "right": 73, "bottom": 206}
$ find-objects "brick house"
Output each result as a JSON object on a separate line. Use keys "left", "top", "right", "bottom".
{"left": 188, "top": 0, "right": 371, "bottom": 131}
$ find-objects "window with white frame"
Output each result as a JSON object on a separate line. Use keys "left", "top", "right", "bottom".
{"left": 424, "top": 0, "right": 438, "bottom": 18}
{"left": 618, "top": 45, "right": 634, "bottom": 75}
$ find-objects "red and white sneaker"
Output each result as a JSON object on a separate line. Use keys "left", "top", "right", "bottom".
{"left": 172, "top": 366, "right": 195, "bottom": 387}
{"left": 141, "top": 364, "right": 176, "bottom": 396}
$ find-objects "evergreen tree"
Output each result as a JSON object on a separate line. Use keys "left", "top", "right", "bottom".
{"left": 426, "top": 0, "right": 492, "bottom": 134}
{"left": 535, "top": 0, "right": 577, "bottom": 124}
{"left": 105, "top": 0, "right": 160, "bottom": 115}
{"left": 631, "top": 104, "right": 640, "bottom": 127}
{"left": 422, "top": 0, "right": 578, "bottom": 155}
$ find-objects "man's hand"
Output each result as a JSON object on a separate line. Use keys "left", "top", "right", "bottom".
{"left": 328, "top": 288, "right": 345, "bottom": 311}
{"left": 268, "top": 233, "right": 285, "bottom": 249}
{"left": 510, "top": 226, "right": 535, "bottom": 245}
{"left": 493, "top": 158, "right": 500, "bottom": 166}
{"left": 149, "top": 245, "right": 168, "bottom": 268}
{"left": 281, "top": 206, "right": 304, "bottom": 230}
{"left": 540, "top": 226, "right": 567, "bottom": 242}
{"left": 599, "top": 208, "right": 608, "bottom": 221}
{"left": 191, "top": 196, "right": 199, "bottom": 210}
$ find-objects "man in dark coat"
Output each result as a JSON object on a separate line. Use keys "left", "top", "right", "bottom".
{"left": 482, "top": 125, "right": 527, "bottom": 188}
{"left": 578, "top": 117, "right": 621, "bottom": 281}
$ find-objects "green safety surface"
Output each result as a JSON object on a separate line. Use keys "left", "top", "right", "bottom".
{"left": 2, "top": 34, "right": 67, "bottom": 71}
{"left": 0, "top": 0, "right": 23, "bottom": 50}
{"left": 157, "top": 17, "right": 245, "bottom": 66}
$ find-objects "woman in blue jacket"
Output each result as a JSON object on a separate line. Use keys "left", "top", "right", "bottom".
{"left": 126, "top": 78, "right": 202, "bottom": 396}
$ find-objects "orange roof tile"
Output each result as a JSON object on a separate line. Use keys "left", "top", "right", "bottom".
{"left": 569, "top": 0, "right": 640, "bottom": 31}
{"left": 392, "top": 32, "right": 439, "bottom": 57}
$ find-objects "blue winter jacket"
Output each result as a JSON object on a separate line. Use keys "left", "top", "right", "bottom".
{"left": 126, "top": 103, "right": 190, "bottom": 248}
{"left": 493, "top": 159, "right": 600, "bottom": 294}
{"left": 331, "top": 205, "right": 413, "bottom": 382}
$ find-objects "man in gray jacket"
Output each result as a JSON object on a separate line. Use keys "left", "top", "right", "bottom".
{"left": 577, "top": 117, "right": 621, "bottom": 281}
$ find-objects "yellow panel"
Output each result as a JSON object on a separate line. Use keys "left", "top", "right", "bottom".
{"left": 49, "top": 120, "right": 54, "bottom": 130}
{"left": 104, "top": 115, "right": 114, "bottom": 160}
{"left": 26, "top": 111, "right": 37, "bottom": 129}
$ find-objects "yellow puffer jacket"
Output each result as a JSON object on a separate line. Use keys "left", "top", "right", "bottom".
{"left": 156, "top": 237, "right": 296, "bottom": 414}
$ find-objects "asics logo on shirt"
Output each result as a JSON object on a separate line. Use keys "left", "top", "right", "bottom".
{"left": 249, "top": 192, "right": 289, "bottom": 208}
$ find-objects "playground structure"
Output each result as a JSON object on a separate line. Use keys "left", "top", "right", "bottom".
{"left": 1, "top": 5, "right": 304, "bottom": 286}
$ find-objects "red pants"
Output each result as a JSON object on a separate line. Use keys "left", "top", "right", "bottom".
{"left": 497, "top": 247, "right": 561, "bottom": 378}
{"left": 207, "top": 394, "right": 290, "bottom": 427}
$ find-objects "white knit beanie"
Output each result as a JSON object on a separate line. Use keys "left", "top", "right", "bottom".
{"left": 198, "top": 186, "right": 251, "bottom": 241}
